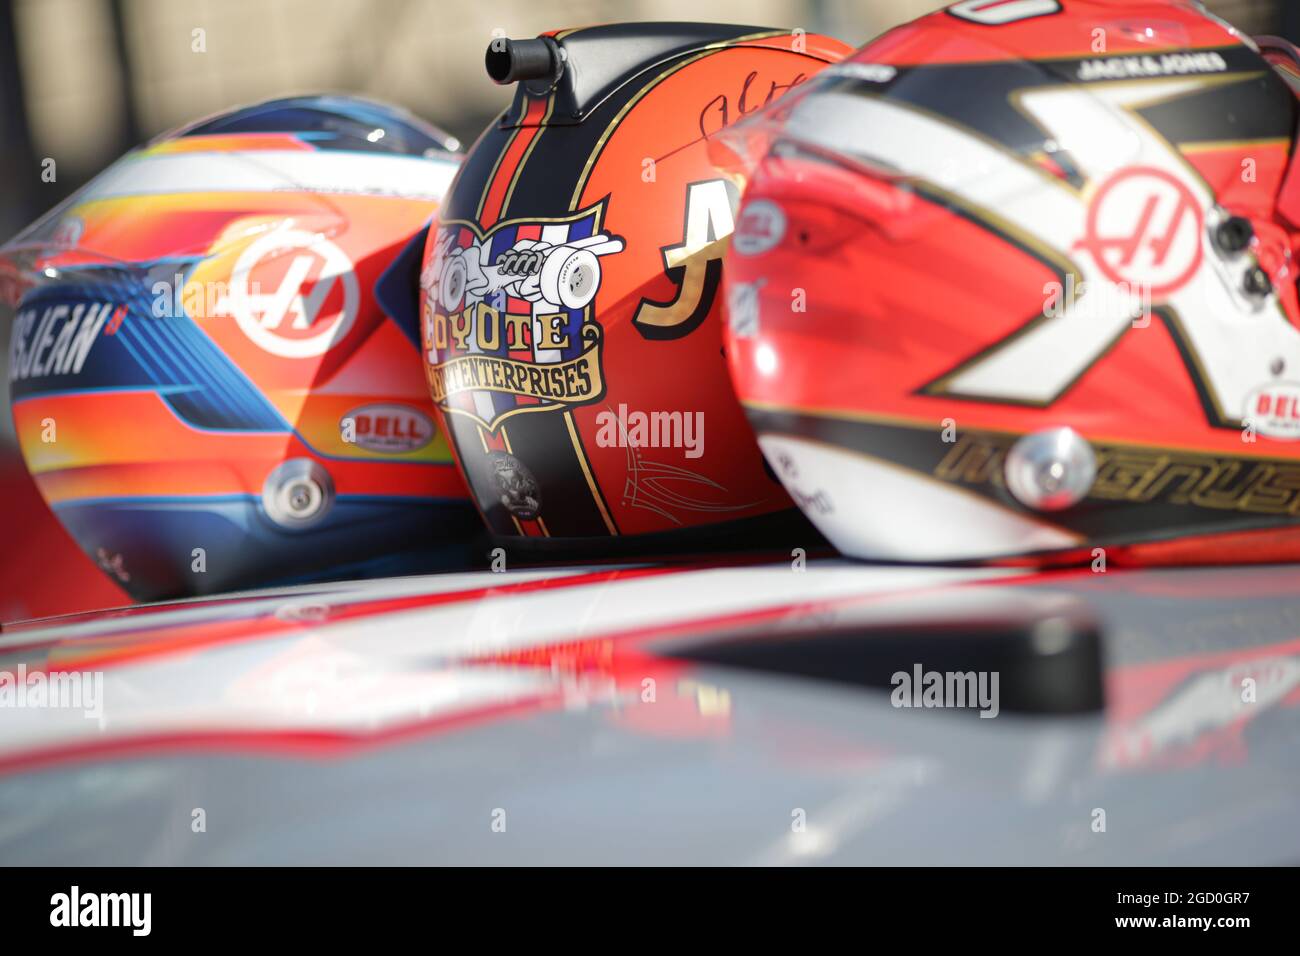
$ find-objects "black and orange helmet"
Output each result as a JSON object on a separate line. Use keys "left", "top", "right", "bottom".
{"left": 419, "top": 23, "right": 849, "bottom": 553}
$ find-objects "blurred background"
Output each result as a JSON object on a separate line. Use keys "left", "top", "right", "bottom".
{"left": 0, "top": 0, "right": 1295, "bottom": 617}
{"left": 2, "top": 0, "right": 1294, "bottom": 239}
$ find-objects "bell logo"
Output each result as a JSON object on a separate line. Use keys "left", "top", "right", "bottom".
{"left": 344, "top": 403, "right": 435, "bottom": 453}
{"left": 221, "top": 225, "right": 359, "bottom": 358}
{"left": 1245, "top": 383, "right": 1300, "bottom": 440}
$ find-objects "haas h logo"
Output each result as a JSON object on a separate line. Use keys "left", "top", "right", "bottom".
{"left": 1074, "top": 166, "right": 1204, "bottom": 297}
{"left": 222, "top": 225, "right": 359, "bottom": 358}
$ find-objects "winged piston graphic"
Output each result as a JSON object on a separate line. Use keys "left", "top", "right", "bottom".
{"left": 439, "top": 233, "right": 625, "bottom": 311}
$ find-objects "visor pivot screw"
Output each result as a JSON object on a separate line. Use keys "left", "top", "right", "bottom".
{"left": 1213, "top": 216, "right": 1254, "bottom": 255}
{"left": 287, "top": 482, "right": 318, "bottom": 515}
{"left": 1272, "top": 357, "right": 1286, "bottom": 377}
{"left": 262, "top": 459, "right": 334, "bottom": 530}
{"left": 1004, "top": 427, "right": 1097, "bottom": 512}
{"left": 1243, "top": 265, "right": 1273, "bottom": 298}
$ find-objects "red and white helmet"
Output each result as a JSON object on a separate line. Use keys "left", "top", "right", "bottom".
{"left": 722, "top": 0, "right": 1300, "bottom": 566}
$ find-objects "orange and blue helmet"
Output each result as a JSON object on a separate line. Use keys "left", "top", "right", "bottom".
{"left": 2, "top": 95, "right": 480, "bottom": 600}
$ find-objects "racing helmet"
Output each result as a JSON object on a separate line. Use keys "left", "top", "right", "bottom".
{"left": 419, "top": 24, "right": 849, "bottom": 551}
{"left": 2, "top": 96, "right": 480, "bottom": 601}
{"left": 720, "top": 0, "right": 1300, "bottom": 567}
